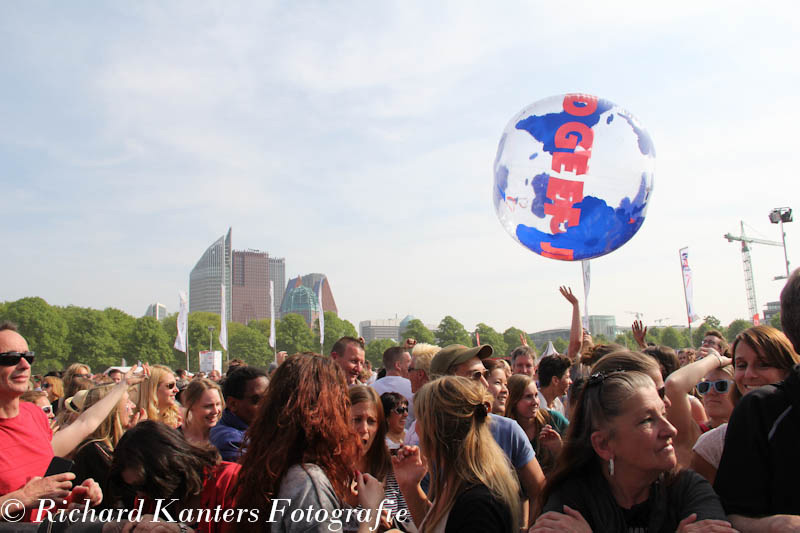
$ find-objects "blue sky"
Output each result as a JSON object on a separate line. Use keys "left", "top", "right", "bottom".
{"left": 3, "top": 1, "right": 799, "bottom": 335}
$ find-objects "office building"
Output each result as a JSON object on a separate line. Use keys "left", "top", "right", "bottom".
{"left": 269, "top": 257, "right": 286, "bottom": 316}
{"left": 232, "top": 249, "right": 269, "bottom": 325}
{"left": 189, "top": 228, "right": 232, "bottom": 322}
{"left": 280, "top": 273, "right": 337, "bottom": 325}
{"left": 144, "top": 302, "right": 168, "bottom": 321}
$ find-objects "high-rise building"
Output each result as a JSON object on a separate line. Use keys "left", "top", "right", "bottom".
{"left": 144, "top": 302, "right": 168, "bottom": 320}
{"left": 269, "top": 257, "right": 286, "bottom": 317}
{"left": 189, "top": 228, "right": 232, "bottom": 322}
{"left": 232, "top": 250, "right": 269, "bottom": 325}
{"left": 280, "top": 273, "right": 337, "bottom": 325}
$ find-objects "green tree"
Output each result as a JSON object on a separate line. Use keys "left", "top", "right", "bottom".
{"left": 312, "top": 312, "right": 359, "bottom": 355}
{"left": 660, "top": 327, "right": 682, "bottom": 349}
{"left": 400, "top": 319, "right": 435, "bottom": 345}
{"left": 473, "top": 323, "right": 507, "bottom": 357}
{"left": 124, "top": 316, "right": 174, "bottom": 366}
{"left": 615, "top": 334, "right": 631, "bottom": 348}
{"left": 503, "top": 327, "right": 532, "bottom": 352}
{"left": 435, "top": 316, "right": 472, "bottom": 347}
{"left": 228, "top": 322, "right": 271, "bottom": 366}
{"left": 692, "top": 316, "right": 726, "bottom": 348}
{"left": 704, "top": 315, "right": 722, "bottom": 330}
{"left": 365, "top": 338, "right": 396, "bottom": 368}
{"left": 276, "top": 313, "right": 315, "bottom": 355}
{"left": 770, "top": 312, "right": 782, "bottom": 331}
{"left": 726, "top": 319, "right": 751, "bottom": 342}
{"left": 248, "top": 318, "right": 280, "bottom": 342}
{"left": 61, "top": 306, "right": 119, "bottom": 369}
{"left": 2, "top": 297, "right": 69, "bottom": 372}
{"left": 103, "top": 308, "right": 136, "bottom": 363}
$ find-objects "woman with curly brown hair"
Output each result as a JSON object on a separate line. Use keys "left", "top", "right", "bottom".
{"left": 235, "top": 353, "right": 386, "bottom": 533}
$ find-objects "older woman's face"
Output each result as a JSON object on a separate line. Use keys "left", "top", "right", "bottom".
{"left": 606, "top": 386, "right": 677, "bottom": 477}
{"left": 157, "top": 373, "right": 178, "bottom": 407}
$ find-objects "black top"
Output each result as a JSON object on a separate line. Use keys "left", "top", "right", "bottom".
{"left": 444, "top": 484, "right": 514, "bottom": 533}
{"left": 542, "top": 468, "right": 726, "bottom": 533}
{"left": 71, "top": 440, "right": 114, "bottom": 509}
{"left": 715, "top": 364, "right": 800, "bottom": 516}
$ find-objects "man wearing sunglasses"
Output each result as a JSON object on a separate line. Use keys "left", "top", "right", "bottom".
{"left": 210, "top": 365, "right": 269, "bottom": 461}
{"left": 0, "top": 323, "right": 137, "bottom": 518}
{"left": 425, "top": 344, "right": 546, "bottom": 527}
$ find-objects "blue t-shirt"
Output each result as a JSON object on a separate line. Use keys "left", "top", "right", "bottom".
{"left": 488, "top": 413, "right": 536, "bottom": 469}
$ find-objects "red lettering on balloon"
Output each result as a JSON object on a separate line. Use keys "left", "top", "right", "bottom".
{"left": 563, "top": 95, "right": 598, "bottom": 117}
{"left": 552, "top": 151, "right": 590, "bottom": 175}
{"left": 554, "top": 122, "right": 593, "bottom": 151}
{"left": 541, "top": 242, "right": 574, "bottom": 261}
{"left": 544, "top": 177, "right": 584, "bottom": 233}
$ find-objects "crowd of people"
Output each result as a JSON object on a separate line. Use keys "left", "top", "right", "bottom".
{"left": 1, "top": 271, "right": 800, "bottom": 532}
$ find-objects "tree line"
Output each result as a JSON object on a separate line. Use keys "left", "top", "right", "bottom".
{"left": 0, "top": 297, "right": 781, "bottom": 373}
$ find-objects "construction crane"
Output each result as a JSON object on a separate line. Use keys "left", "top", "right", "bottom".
{"left": 625, "top": 311, "right": 644, "bottom": 321}
{"left": 724, "top": 221, "right": 784, "bottom": 323}
{"left": 653, "top": 317, "right": 671, "bottom": 326}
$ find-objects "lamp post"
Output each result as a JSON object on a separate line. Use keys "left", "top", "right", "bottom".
{"left": 208, "top": 326, "right": 215, "bottom": 351}
{"left": 769, "top": 207, "right": 793, "bottom": 279}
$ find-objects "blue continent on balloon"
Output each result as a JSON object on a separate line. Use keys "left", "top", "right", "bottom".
{"left": 514, "top": 99, "right": 613, "bottom": 154}
{"left": 515, "top": 173, "right": 651, "bottom": 261}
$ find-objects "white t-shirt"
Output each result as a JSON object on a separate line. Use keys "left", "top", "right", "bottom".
{"left": 538, "top": 390, "right": 566, "bottom": 417}
{"left": 693, "top": 422, "right": 728, "bottom": 469}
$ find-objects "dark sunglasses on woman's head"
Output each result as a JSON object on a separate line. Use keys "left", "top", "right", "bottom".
{"left": 697, "top": 379, "right": 733, "bottom": 395}
{"left": 0, "top": 351, "right": 35, "bottom": 366}
{"left": 392, "top": 406, "right": 409, "bottom": 415}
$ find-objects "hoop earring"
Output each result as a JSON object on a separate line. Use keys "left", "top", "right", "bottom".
{"left": 609, "top": 457, "right": 615, "bottom": 477}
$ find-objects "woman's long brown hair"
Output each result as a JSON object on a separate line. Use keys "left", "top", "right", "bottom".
{"left": 234, "top": 353, "right": 359, "bottom": 531}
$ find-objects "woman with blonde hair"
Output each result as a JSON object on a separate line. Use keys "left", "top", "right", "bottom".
{"left": 180, "top": 378, "right": 224, "bottom": 446}
{"left": 394, "top": 376, "right": 521, "bottom": 533}
{"left": 71, "top": 383, "right": 141, "bottom": 506}
{"left": 136, "top": 364, "right": 181, "bottom": 428}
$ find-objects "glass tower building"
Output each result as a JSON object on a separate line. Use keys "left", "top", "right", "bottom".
{"left": 189, "top": 227, "right": 232, "bottom": 322}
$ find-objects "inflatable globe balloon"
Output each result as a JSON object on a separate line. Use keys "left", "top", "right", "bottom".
{"left": 493, "top": 93, "right": 655, "bottom": 261}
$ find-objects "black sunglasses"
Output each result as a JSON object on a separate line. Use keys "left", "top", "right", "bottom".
{"left": 697, "top": 379, "right": 732, "bottom": 395}
{"left": 392, "top": 406, "right": 409, "bottom": 415}
{"left": 0, "top": 351, "right": 35, "bottom": 366}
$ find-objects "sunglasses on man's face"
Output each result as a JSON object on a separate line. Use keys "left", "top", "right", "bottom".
{"left": 392, "top": 406, "right": 409, "bottom": 416}
{"left": 467, "top": 369, "right": 490, "bottom": 382}
{"left": 0, "top": 351, "right": 35, "bottom": 366}
{"left": 697, "top": 379, "right": 733, "bottom": 395}
{"left": 41, "top": 405, "right": 52, "bottom": 414}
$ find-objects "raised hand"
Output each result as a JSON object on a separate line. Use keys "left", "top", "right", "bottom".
{"left": 559, "top": 286, "right": 579, "bottom": 306}
{"left": 632, "top": 320, "right": 648, "bottom": 348}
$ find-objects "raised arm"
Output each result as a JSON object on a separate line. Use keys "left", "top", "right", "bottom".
{"left": 51, "top": 365, "right": 146, "bottom": 457}
{"left": 559, "top": 286, "right": 582, "bottom": 361}
{"left": 664, "top": 351, "right": 730, "bottom": 465}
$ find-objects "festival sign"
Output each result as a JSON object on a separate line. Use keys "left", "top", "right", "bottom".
{"left": 494, "top": 93, "right": 655, "bottom": 261}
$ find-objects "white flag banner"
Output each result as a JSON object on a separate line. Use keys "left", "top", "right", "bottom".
{"left": 174, "top": 291, "right": 188, "bottom": 353}
{"left": 581, "top": 260, "right": 591, "bottom": 331}
{"left": 680, "top": 247, "right": 701, "bottom": 324}
{"left": 318, "top": 280, "right": 325, "bottom": 350}
{"left": 219, "top": 284, "right": 228, "bottom": 351}
{"left": 269, "top": 280, "right": 276, "bottom": 350}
